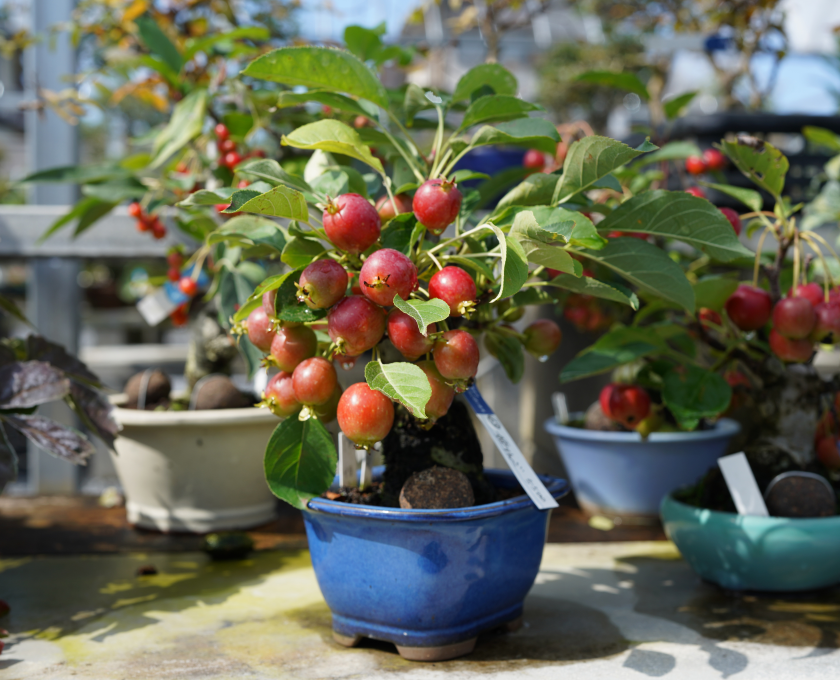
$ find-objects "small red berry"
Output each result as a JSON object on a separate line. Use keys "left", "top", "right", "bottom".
{"left": 725, "top": 284, "right": 772, "bottom": 331}
{"left": 359, "top": 248, "right": 418, "bottom": 307}
{"left": 698, "top": 307, "right": 722, "bottom": 329}
{"left": 237, "top": 179, "right": 251, "bottom": 189}
{"left": 413, "top": 179, "right": 463, "bottom": 235}
{"left": 323, "top": 193, "right": 381, "bottom": 254}
{"left": 387, "top": 309, "right": 435, "bottom": 361}
{"left": 772, "top": 297, "right": 816, "bottom": 339}
{"left": 353, "top": 115, "right": 372, "bottom": 129}
{"left": 128, "top": 202, "right": 143, "bottom": 219}
{"left": 768, "top": 329, "right": 813, "bottom": 363}
{"left": 327, "top": 296, "right": 386, "bottom": 356}
{"left": 214, "top": 123, "right": 230, "bottom": 141}
{"left": 810, "top": 301, "right": 840, "bottom": 343}
{"left": 719, "top": 207, "right": 742, "bottom": 236}
{"left": 179, "top": 277, "right": 198, "bottom": 297}
{"left": 375, "top": 193, "right": 413, "bottom": 221}
{"left": 429, "top": 266, "right": 476, "bottom": 317}
{"left": 523, "top": 319, "right": 562, "bottom": 358}
{"left": 246, "top": 306, "right": 276, "bottom": 352}
{"left": 167, "top": 267, "right": 180, "bottom": 282}
{"left": 263, "top": 372, "right": 301, "bottom": 418}
{"left": 297, "top": 259, "right": 348, "bottom": 309}
{"left": 151, "top": 219, "right": 167, "bottom": 240}
{"left": 292, "top": 357, "right": 338, "bottom": 407}
{"left": 416, "top": 359, "right": 455, "bottom": 421}
{"left": 270, "top": 325, "right": 318, "bottom": 373}
{"left": 685, "top": 156, "right": 708, "bottom": 175}
{"left": 337, "top": 383, "right": 394, "bottom": 448}
{"left": 790, "top": 282, "right": 824, "bottom": 307}
{"left": 685, "top": 186, "right": 706, "bottom": 198}
{"left": 171, "top": 304, "right": 189, "bottom": 327}
{"left": 433, "top": 329, "right": 480, "bottom": 389}
{"left": 523, "top": 149, "right": 546, "bottom": 172}
{"left": 136, "top": 218, "right": 150, "bottom": 233}
{"left": 599, "top": 383, "right": 651, "bottom": 429}
{"left": 222, "top": 151, "right": 242, "bottom": 169}
{"left": 219, "top": 138, "right": 237, "bottom": 154}
{"left": 703, "top": 148, "right": 727, "bottom": 172}
{"left": 166, "top": 251, "right": 183, "bottom": 268}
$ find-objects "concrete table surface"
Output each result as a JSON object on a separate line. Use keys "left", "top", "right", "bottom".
{"left": 2, "top": 542, "right": 840, "bottom": 679}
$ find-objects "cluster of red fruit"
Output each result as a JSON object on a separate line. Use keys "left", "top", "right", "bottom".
{"left": 563, "top": 294, "right": 613, "bottom": 334}
{"left": 165, "top": 250, "right": 204, "bottom": 327}
{"left": 245, "top": 182, "right": 562, "bottom": 447}
{"left": 128, "top": 202, "right": 166, "bottom": 240}
{"left": 213, "top": 123, "right": 265, "bottom": 171}
{"left": 685, "top": 148, "right": 727, "bottom": 176}
{"left": 599, "top": 383, "right": 651, "bottom": 430}
{"left": 721, "top": 281, "right": 840, "bottom": 363}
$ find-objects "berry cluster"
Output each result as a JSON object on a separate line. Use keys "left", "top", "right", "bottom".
{"left": 722, "top": 281, "right": 840, "bottom": 364}
{"left": 128, "top": 202, "right": 167, "bottom": 240}
{"left": 213, "top": 123, "right": 265, "bottom": 171}
{"left": 246, "top": 187, "right": 562, "bottom": 448}
{"left": 685, "top": 148, "right": 727, "bottom": 176}
{"left": 600, "top": 383, "right": 651, "bottom": 430}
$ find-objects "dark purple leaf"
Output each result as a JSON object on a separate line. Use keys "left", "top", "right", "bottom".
{"left": 0, "top": 361, "right": 70, "bottom": 409}
{"left": 4, "top": 414, "right": 95, "bottom": 464}
{"left": 68, "top": 382, "right": 121, "bottom": 449}
{"left": 25, "top": 336, "right": 101, "bottom": 386}
{"left": 0, "top": 424, "right": 17, "bottom": 493}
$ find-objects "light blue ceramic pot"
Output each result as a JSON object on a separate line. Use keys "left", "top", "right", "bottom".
{"left": 661, "top": 493, "right": 840, "bottom": 591}
{"left": 544, "top": 417, "right": 740, "bottom": 518}
{"left": 302, "top": 469, "right": 568, "bottom": 660}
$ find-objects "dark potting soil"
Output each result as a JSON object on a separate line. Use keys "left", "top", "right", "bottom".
{"left": 321, "top": 481, "right": 525, "bottom": 508}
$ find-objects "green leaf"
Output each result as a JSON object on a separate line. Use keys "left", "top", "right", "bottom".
{"left": 510, "top": 211, "right": 580, "bottom": 275}
{"left": 803, "top": 126, "right": 840, "bottom": 153}
{"left": 693, "top": 276, "right": 739, "bottom": 311}
{"left": 404, "top": 83, "right": 433, "bottom": 125}
{"left": 663, "top": 91, "right": 698, "bottom": 120}
{"left": 560, "top": 326, "right": 665, "bottom": 382}
{"left": 310, "top": 169, "right": 350, "bottom": 198}
{"left": 565, "top": 209, "right": 608, "bottom": 250}
{"left": 662, "top": 365, "right": 731, "bottom": 431}
{"left": 264, "top": 417, "right": 337, "bottom": 509}
{"left": 495, "top": 173, "right": 560, "bottom": 211}
{"left": 449, "top": 169, "right": 490, "bottom": 183}
{"left": 460, "top": 95, "right": 543, "bottom": 129}
{"left": 485, "top": 332, "right": 525, "bottom": 383}
{"left": 81, "top": 179, "right": 146, "bottom": 203}
{"left": 452, "top": 63, "right": 518, "bottom": 102}
{"left": 282, "top": 120, "right": 383, "bottom": 174}
{"left": 721, "top": 138, "right": 788, "bottom": 198}
{"left": 576, "top": 237, "right": 695, "bottom": 312}
{"left": 177, "top": 187, "right": 236, "bottom": 207}
{"left": 19, "top": 162, "right": 130, "bottom": 184}
{"left": 276, "top": 90, "right": 372, "bottom": 118}
{"left": 224, "top": 187, "right": 268, "bottom": 213}
{"left": 365, "top": 360, "right": 431, "bottom": 419}
{"left": 343, "top": 24, "right": 383, "bottom": 62}
{"left": 136, "top": 14, "right": 183, "bottom": 74}
{"left": 236, "top": 185, "right": 310, "bottom": 221}
{"left": 273, "top": 267, "right": 328, "bottom": 324}
{"left": 548, "top": 274, "right": 639, "bottom": 309}
{"left": 381, "top": 215, "right": 419, "bottom": 255}
{"left": 236, "top": 158, "right": 314, "bottom": 195}
{"left": 208, "top": 215, "right": 286, "bottom": 253}
{"left": 282, "top": 237, "right": 326, "bottom": 269}
{"left": 554, "top": 136, "right": 656, "bottom": 204}
{"left": 575, "top": 70, "right": 649, "bottom": 100}
{"left": 470, "top": 118, "right": 560, "bottom": 156}
{"left": 481, "top": 224, "right": 529, "bottom": 303}
{"left": 37, "top": 197, "right": 116, "bottom": 242}
{"left": 597, "top": 190, "right": 753, "bottom": 262}
{"left": 242, "top": 46, "right": 388, "bottom": 108}
{"left": 699, "top": 182, "right": 763, "bottom": 213}
{"left": 151, "top": 89, "right": 207, "bottom": 168}
{"left": 184, "top": 26, "right": 270, "bottom": 60}
{"left": 392, "top": 294, "right": 449, "bottom": 336}
{"left": 445, "top": 255, "right": 496, "bottom": 281}
{"left": 632, "top": 140, "right": 702, "bottom": 167}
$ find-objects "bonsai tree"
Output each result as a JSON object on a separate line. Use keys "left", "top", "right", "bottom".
{"left": 0, "top": 300, "right": 119, "bottom": 494}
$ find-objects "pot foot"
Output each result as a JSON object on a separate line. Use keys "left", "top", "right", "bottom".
{"left": 333, "top": 631, "right": 362, "bottom": 648}
{"left": 395, "top": 637, "right": 477, "bottom": 662}
{"left": 503, "top": 615, "right": 523, "bottom": 633}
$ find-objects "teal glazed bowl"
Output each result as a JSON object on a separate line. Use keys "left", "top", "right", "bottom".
{"left": 661, "top": 493, "right": 840, "bottom": 592}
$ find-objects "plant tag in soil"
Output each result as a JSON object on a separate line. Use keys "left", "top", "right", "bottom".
{"left": 464, "top": 385, "right": 558, "bottom": 510}
{"left": 552, "top": 392, "right": 569, "bottom": 424}
{"left": 718, "top": 452, "right": 769, "bottom": 516}
{"left": 136, "top": 264, "right": 210, "bottom": 326}
{"left": 338, "top": 433, "right": 357, "bottom": 488}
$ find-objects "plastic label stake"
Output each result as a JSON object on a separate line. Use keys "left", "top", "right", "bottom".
{"left": 338, "top": 433, "right": 357, "bottom": 488}
{"left": 552, "top": 392, "right": 569, "bottom": 424}
{"left": 464, "top": 385, "right": 558, "bottom": 510}
{"left": 718, "top": 452, "right": 769, "bottom": 516}
{"left": 137, "top": 265, "right": 210, "bottom": 326}
{"left": 360, "top": 450, "right": 373, "bottom": 489}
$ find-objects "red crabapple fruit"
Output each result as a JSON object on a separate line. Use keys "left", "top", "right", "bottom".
{"left": 790, "top": 282, "right": 824, "bottom": 307}
{"left": 599, "top": 383, "right": 651, "bottom": 429}
{"left": 246, "top": 306, "right": 276, "bottom": 352}
{"left": 769, "top": 329, "right": 813, "bottom": 363}
{"left": 323, "top": 193, "right": 381, "bottom": 254}
{"left": 433, "top": 329, "right": 480, "bottom": 391}
{"left": 413, "top": 179, "right": 462, "bottom": 235}
{"left": 359, "top": 248, "right": 418, "bottom": 307}
{"left": 262, "top": 289, "right": 277, "bottom": 317}
{"left": 375, "top": 193, "right": 413, "bottom": 221}
{"left": 685, "top": 186, "right": 706, "bottom": 199}
{"left": 263, "top": 372, "right": 301, "bottom": 418}
{"left": 327, "top": 296, "right": 386, "bottom": 356}
{"left": 685, "top": 156, "right": 707, "bottom": 175}
{"left": 270, "top": 325, "right": 317, "bottom": 373}
{"left": 297, "top": 259, "right": 348, "bottom": 309}
{"left": 523, "top": 149, "right": 546, "bottom": 172}
{"left": 337, "top": 383, "right": 395, "bottom": 448}
{"left": 428, "top": 266, "right": 476, "bottom": 317}
{"left": 387, "top": 309, "right": 435, "bottom": 360}
{"left": 416, "top": 359, "right": 455, "bottom": 421}
{"left": 725, "top": 285, "right": 772, "bottom": 331}
{"left": 703, "top": 148, "right": 727, "bottom": 171}
{"left": 292, "top": 357, "right": 338, "bottom": 407}
{"left": 523, "top": 319, "right": 562, "bottom": 358}
{"left": 772, "top": 297, "right": 816, "bottom": 339}
{"left": 810, "top": 302, "right": 840, "bottom": 343}
{"left": 719, "top": 207, "right": 742, "bottom": 236}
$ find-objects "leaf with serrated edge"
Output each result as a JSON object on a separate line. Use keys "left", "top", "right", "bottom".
{"left": 662, "top": 365, "right": 731, "bottom": 431}
{"left": 392, "top": 295, "right": 449, "bottom": 336}
{"left": 243, "top": 46, "right": 388, "bottom": 108}
{"left": 237, "top": 158, "right": 314, "bottom": 195}
{"left": 632, "top": 140, "right": 701, "bottom": 166}
{"left": 452, "top": 63, "right": 518, "bottom": 102}
{"left": 481, "top": 223, "right": 529, "bottom": 302}
{"left": 263, "top": 417, "right": 337, "bottom": 509}
{"left": 365, "top": 361, "right": 431, "bottom": 419}
{"left": 495, "top": 174, "right": 560, "bottom": 211}
{"left": 721, "top": 138, "right": 788, "bottom": 198}
{"left": 152, "top": 89, "right": 207, "bottom": 168}
{"left": 237, "top": 185, "right": 309, "bottom": 220}
{"left": 470, "top": 118, "right": 561, "bottom": 156}
{"left": 555, "top": 136, "right": 657, "bottom": 204}
{"left": 597, "top": 190, "right": 753, "bottom": 262}
{"left": 576, "top": 237, "right": 695, "bottom": 312}
{"left": 548, "top": 274, "right": 639, "bottom": 309}
{"left": 282, "top": 120, "right": 383, "bottom": 174}
{"left": 560, "top": 326, "right": 666, "bottom": 383}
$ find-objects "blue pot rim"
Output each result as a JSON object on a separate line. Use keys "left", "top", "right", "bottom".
{"left": 661, "top": 492, "right": 840, "bottom": 528}
{"left": 544, "top": 416, "right": 741, "bottom": 443}
{"left": 306, "top": 469, "right": 568, "bottom": 522}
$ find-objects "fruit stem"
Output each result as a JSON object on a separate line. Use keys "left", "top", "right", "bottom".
{"left": 440, "top": 143, "right": 475, "bottom": 179}
{"left": 433, "top": 148, "right": 453, "bottom": 179}
{"left": 426, "top": 224, "right": 494, "bottom": 256}
{"left": 429, "top": 104, "right": 446, "bottom": 177}
{"left": 752, "top": 225, "right": 773, "bottom": 288}
{"left": 802, "top": 230, "right": 840, "bottom": 287}
{"left": 384, "top": 110, "right": 426, "bottom": 182}
{"left": 426, "top": 250, "right": 444, "bottom": 271}
{"left": 792, "top": 228, "right": 801, "bottom": 294}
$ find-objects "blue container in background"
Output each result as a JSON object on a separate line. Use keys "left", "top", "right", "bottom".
{"left": 544, "top": 417, "right": 740, "bottom": 519}
{"left": 302, "top": 469, "right": 568, "bottom": 661}
{"left": 661, "top": 493, "right": 840, "bottom": 591}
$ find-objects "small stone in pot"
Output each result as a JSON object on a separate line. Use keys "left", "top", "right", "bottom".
{"left": 764, "top": 473, "right": 837, "bottom": 518}
{"left": 399, "top": 466, "right": 475, "bottom": 510}
{"left": 192, "top": 375, "right": 250, "bottom": 410}
{"left": 125, "top": 370, "right": 171, "bottom": 410}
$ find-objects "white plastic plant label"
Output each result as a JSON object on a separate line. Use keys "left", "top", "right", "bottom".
{"left": 338, "top": 433, "right": 357, "bottom": 488}
{"left": 136, "top": 264, "right": 210, "bottom": 326}
{"left": 718, "top": 452, "right": 769, "bottom": 516}
{"left": 464, "top": 385, "right": 558, "bottom": 510}
{"left": 552, "top": 392, "right": 569, "bottom": 424}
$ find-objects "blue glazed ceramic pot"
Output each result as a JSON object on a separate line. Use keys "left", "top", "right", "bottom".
{"left": 302, "top": 469, "right": 568, "bottom": 660}
{"left": 661, "top": 493, "right": 840, "bottom": 592}
{"left": 544, "top": 417, "right": 740, "bottom": 519}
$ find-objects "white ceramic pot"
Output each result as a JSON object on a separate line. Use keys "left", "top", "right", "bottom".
{"left": 110, "top": 396, "right": 279, "bottom": 532}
